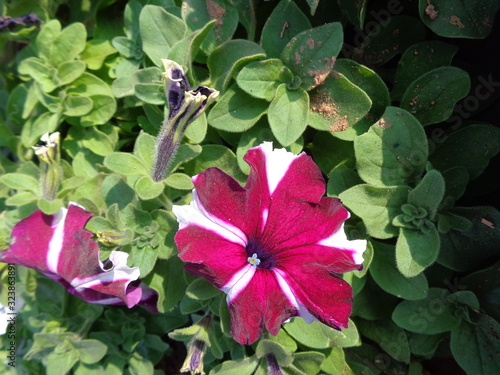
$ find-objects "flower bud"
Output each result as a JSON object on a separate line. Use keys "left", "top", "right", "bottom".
{"left": 32, "top": 132, "right": 61, "bottom": 201}
{"left": 152, "top": 60, "right": 219, "bottom": 182}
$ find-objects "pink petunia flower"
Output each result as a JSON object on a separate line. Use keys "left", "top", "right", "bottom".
{"left": 173, "top": 142, "right": 366, "bottom": 345}
{"left": 0, "top": 203, "right": 158, "bottom": 312}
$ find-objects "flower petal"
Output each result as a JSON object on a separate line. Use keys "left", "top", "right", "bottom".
{"left": 175, "top": 225, "right": 248, "bottom": 288}
{"left": 227, "top": 269, "right": 297, "bottom": 345}
{"left": 261, "top": 196, "right": 351, "bottom": 255}
{"left": 244, "top": 142, "right": 325, "bottom": 203}
{"left": 0, "top": 204, "right": 157, "bottom": 310}
{"left": 275, "top": 255, "right": 354, "bottom": 329}
{"left": 191, "top": 167, "right": 262, "bottom": 239}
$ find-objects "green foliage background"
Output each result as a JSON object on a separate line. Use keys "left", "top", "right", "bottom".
{"left": 0, "top": 0, "right": 499, "bottom": 374}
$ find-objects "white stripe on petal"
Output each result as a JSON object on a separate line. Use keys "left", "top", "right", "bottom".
{"left": 70, "top": 251, "right": 140, "bottom": 292}
{"left": 258, "top": 142, "right": 299, "bottom": 196}
{"left": 173, "top": 189, "right": 247, "bottom": 247}
{"left": 221, "top": 264, "right": 256, "bottom": 303}
{"left": 274, "top": 269, "right": 317, "bottom": 324}
{"left": 47, "top": 207, "right": 69, "bottom": 274}
{"left": 318, "top": 223, "right": 367, "bottom": 265}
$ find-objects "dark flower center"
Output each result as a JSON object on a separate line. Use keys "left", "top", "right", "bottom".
{"left": 245, "top": 238, "right": 276, "bottom": 270}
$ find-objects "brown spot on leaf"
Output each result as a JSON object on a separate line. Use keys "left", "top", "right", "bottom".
{"left": 280, "top": 21, "right": 289, "bottom": 39}
{"left": 449, "top": 15, "right": 465, "bottom": 28}
{"left": 308, "top": 56, "right": 336, "bottom": 89}
{"left": 207, "top": 0, "right": 225, "bottom": 30}
{"left": 481, "top": 218, "right": 495, "bottom": 228}
{"left": 307, "top": 38, "right": 314, "bottom": 49}
{"left": 376, "top": 118, "right": 392, "bottom": 129}
{"left": 310, "top": 89, "right": 349, "bottom": 132}
{"left": 425, "top": 0, "right": 438, "bottom": 20}
{"left": 295, "top": 52, "right": 301, "bottom": 65}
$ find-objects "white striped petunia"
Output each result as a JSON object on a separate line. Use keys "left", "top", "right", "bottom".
{"left": 173, "top": 142, "right": 367, "bottom": 345}
{"left": 0, "top": 203, "right": 157, "bottom": 312}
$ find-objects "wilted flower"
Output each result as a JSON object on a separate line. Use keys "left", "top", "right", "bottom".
{"left": 0, "top": 203, "right": 157, "bottom": 312}
{"left": 173, "top": 142, "right": 366, "bottom": 344}
{"left": 152, "top": 59, "right": 218, "bottom": 182}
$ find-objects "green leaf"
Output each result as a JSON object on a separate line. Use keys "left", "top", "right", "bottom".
{"left": 392, "top": 41, "right": 458, "bottom": 101}
{"left": 354, "top": 106, "right": 428, "bottom": 186}
{"left": 164, "top": 173, "right": 194, "bottom": 190}
{"left": 255, "top": 340, "right": 293, "bottom": 367}
{"left": 320, "top": 347, "right": 349, "bottom": 375}
{"left": 392, "top": 288, "right": 461, "bottom": 334}
{"left": 337, "top": 0, "right": 367, "bottom": 28}
{"left": 37, "top": 21, "right": 87, "bottom": 66}
{"left": 81, "top": 39, "right": 117, "bottom": 70}
{"left": 332, "top": 58, "right": 390, "bottom": 140}
{"left": 360, "top": 15, "right": 426, "bottom": 66}
{"left": 207, "top": 39, "right": 265, "bottom": 92}
{"left": 284, "top": 318, "right": 359, "bottom": 349}
{"left": 104, "top": 152, "right": 149, "bottom": 176}
{"left": 208, "top": 84, "right": 268, "bottom": 133}
{"left": 0, "top": 173, "right": 40, "bottom": 194}
{"left": 236, "top": 120, "right": 303, "bottom": 174}
{"left": 292, "top": 351, "right": 325, "bottom": 375}
{"left": 451, "top": 313, "right": 500, "bottom": 374}
{"left": 407, "top": 170, "right": 445, "bottom": 219}
{"left": 400, "top": 66, "right": 471, "bottom": 126}
{"left": 67, "top": 72, "right": 114, "bottom": 97}
{"left": 5, "top": 191, "right": 37, "bottom": 206}
{"left": 308, "top": 71, "right": 372, "bottom": 136}
{"left": 18, "top": 57, "right": 58, "bottom": 92}
{"left": 186, "top": 278, "right": 220, "bottom": 301}
{"left": 73, "top": 339, "right": 107, "bottom": 364}
{"left": 38, "top": 198, "right": 64, "bottom": 215}
{"left": 144, "top": 258, "right": 188, "bottom": 313}
{"left": 134, "top": 176, "right": 164, "bottom": 200}
{"left": 184, "top": 144, "right": 246, "bottom": 184}
{"left": 268, "top": 84, "right": 309, "bottom": 147}
{"left": 396, "top": 225, "right": 440, "bottom": 277}
{"left": 112, "top": 36, "right": 142, "bottom": 59}
{"left": 281, "top": 22, "right": 343, "bottom": 91}
{"left": 370, "top": 241, "right": 428, "bottom": 300}
{"left": 57, "top": 61, "right": 86, "bottom": 86}
{"left": 429, "top": 124, "right": 500, "bottom": 180}
{"left": 210, "top": 357, "right": 259, "bottom": 375}
{"left": 438, "top": 206, "right": 500, "bottom": 272}
{"left": 80, "top": 95, "right": 117, "bottom": 127}
{"left": 236, "top": 59, "right": 286, "bottom": 101}
{"left": 310, "top": 131, "right": 355, "bottom": 175}
{"left": 185, "top": 112, "right": 207, "bottom": 143}
{"left": 419, "top": 0, "right": 500, "bottom": 39}
{"left": 129, "top": 243, "right": 158, "bottom": 277}
{"left": 339, "top": 184, "right": 410, "bottom": 239}
{"left": 139, "top": 5, "right": 186, "bottom": 67}
{"left": 35, "top": 19, "right": 62, "bottom": 63}
{"left": 134, "top": 83, "right": 164, "bottom": 105}
{"left": 21, "top": 112, "right": 60, "bottom": 147}
{"left": 357, "top": 319, "right": 411, "bottom": 363}
{"left": 182, "top": 0, "right": 239, "bottom": 55}
{"left": 168, "top": 20, "right": 215, "bottom": 74}
{"left": 408, "top": 332, "right": 447, "bottom": 359}
{"left": 327, "top": 163, "right": 364, "bottom": 197}
{"left": 461, "top": 262, "right": 500, "bottom": 321}
{"left": 63, "top": 95, "right": 93, "bottom": 117}
{"left": 353, "top": 275, "right": 399, "bottom": 320}
{"left": 260, "top": 0, "right": 311, "bottom": 58}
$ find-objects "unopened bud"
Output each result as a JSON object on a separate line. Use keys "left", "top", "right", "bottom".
{"left": 152, "top": 59, "right": 219, "bottom": 182}
{"left": 32, "top": 132, "right": 61, "bottom": 201}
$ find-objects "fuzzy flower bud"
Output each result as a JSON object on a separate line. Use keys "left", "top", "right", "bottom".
{"left": 152, "top": 59, "right": 219, "bottom": 182}
{"left": 32, "top": 132, "right": 61, "bottom": 201}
